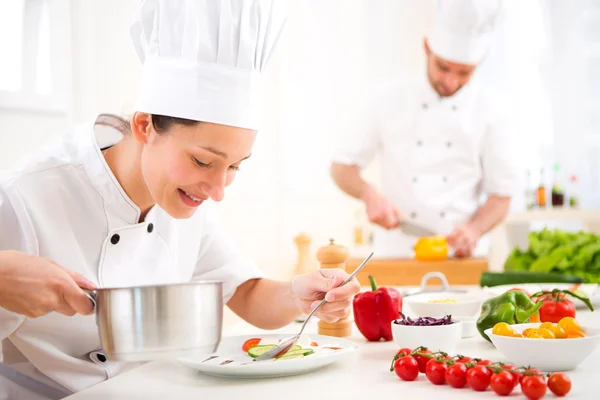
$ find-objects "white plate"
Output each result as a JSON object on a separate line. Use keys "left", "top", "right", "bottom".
{"left": 482, "top": 283, "right": 600, "bottom": 309}
{"left": 177, "top": 334, "right": 358, "bottom": 379}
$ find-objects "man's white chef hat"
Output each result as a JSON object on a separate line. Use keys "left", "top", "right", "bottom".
{"left": 130, "top": 0, "right": 287, "bottom": 130}
{"left": 427, "top": 0, "right": 503, "bottom": 65}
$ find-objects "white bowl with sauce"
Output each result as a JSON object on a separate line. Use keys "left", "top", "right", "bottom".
{"left": 405, "top": 292, "right": 486, "bottom": 318}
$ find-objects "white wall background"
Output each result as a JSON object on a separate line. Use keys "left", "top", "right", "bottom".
{"left": 1, "top": 0, "right": 599, "bottom": 286}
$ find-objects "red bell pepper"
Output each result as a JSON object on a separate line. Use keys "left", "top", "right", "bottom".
{"left": 352, "top": 275, "right": 402, "bottom": 341}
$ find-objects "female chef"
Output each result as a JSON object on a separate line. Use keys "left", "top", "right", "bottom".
{"left": 0, "top": 1, "right": 360, "bottom": 398}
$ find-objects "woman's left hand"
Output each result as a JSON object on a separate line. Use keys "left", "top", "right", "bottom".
{"left": 291, "top": 269, "right": 361, "bottom": 323}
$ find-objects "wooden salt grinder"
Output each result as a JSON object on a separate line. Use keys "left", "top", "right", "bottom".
{"left": 317, "top": 238, "right": 353, "bottom": 337}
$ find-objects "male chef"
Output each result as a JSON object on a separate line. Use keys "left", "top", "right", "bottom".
{"left": 331, "top": 0, "right": 519, "bottom": 258}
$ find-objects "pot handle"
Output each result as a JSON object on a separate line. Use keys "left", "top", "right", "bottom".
{"left": 82, "top": 289, "right": 97, "bottom": 310}
{"left": 419, "top": 272, "right": 450, "bottom": 291}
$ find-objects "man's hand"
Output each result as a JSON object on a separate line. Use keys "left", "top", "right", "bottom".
{"left": 291, "top": 268, "right": 361, "bottom": 323}
{"left": 447, "top": 224, "right": 482, "bottom": 258}
{"left": 361, "top": 187, "right": 401, "bottom": 229}
{"left": 0, "top": 250, "right": 96, "bottom": 318}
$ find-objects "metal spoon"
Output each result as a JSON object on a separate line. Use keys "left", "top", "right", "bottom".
{"left": 253, "top": 252, "right": 374, "bottom": 362}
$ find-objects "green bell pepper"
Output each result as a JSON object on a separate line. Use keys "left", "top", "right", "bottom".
{"left": 477, "top": 291, "right": 544, "bottom": 342}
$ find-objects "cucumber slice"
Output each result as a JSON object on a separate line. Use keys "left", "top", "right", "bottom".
{"left": 275, "top": 353, "right": 305, "bottom": 361}
{"left": 247, "top": 345, "right": 276, "bottom": 358}
{"left": 247, "top": 344, "right": 302, "bottom": 358}
{"left": 279, "top": 348, "right": 314, "bottom": 357}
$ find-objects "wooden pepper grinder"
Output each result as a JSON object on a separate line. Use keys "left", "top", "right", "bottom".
{"left": 317, "top": 238, "right": 353, "bottom": 337}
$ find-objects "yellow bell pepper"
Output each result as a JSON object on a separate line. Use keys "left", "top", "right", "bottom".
{"left": 414, "top": 236, "right": 449, "bottom": 261}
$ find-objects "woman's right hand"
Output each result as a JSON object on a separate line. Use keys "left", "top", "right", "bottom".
{"left": 0, "top": 250, "right": 95, "bottom": 318}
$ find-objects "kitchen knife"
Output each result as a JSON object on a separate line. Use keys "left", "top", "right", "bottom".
{"left": 398, "top": 220, "right": 436, "bottom": 237}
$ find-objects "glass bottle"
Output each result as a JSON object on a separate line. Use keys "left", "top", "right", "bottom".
{"left": 551, "top": 163, "right": 565, "bottom": 207}
{"left": 569, "top": 175, "right": 580, "bottom": 208}
{"left": 526, "top": 169, "right": 536, "bottom": 210}
{"left": 353, "top": 209, "right": 364, "bottom": 246}
{"left": 536, "top": 168, "right": 547, "bottom": 208}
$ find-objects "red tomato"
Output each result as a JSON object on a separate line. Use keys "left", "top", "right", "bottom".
{"left": 396, "top": 347, "right": 413, "bottom": 357}
{"left": 521, "top": 375, "right": 547, "bottom": 400}
{"left": 425, "top": 359, "right": 447, "bottom": 385}
{"left": 519, "top": 368, "right": 542, "bottom": 384}
{"left": 393, "top": 355, "right": 419, "bottom": 381}
{"left": 445, "top": 363, "right": 468, "bottom": 388}
{"left": 476, "top": 359, "right": 492, "bottom": 366}
{"left": 455, "top": 355, "right": 472, "bottom": 363}
{"left": 548, "top": 373, "right": 572, "bottom": 396}
{"left": 466, "top": 365, "right": 492, "bottom": 391}
{"left": 412, "top": 349, "right": 432, "bottom": 373}
{"left": 490, "top": 370, "right": 516, "bottom": 396}
{"left": 241, "top": 338, "right": 261, "bottom": 352}
{"left": 537, "top": 292, "right": 576, "bottom": 323}
{"left": 500, "top": 364, "right": 520, "bottom": 387}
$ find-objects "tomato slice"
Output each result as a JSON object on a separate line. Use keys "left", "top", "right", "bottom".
{"left": 242, "top": 338, "right": 261, "bottom": 352}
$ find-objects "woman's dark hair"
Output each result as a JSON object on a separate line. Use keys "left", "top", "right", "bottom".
{"left": 150, "top": 114, "right": 200, "bottom": 133}
{"left": 96, "top": 113, "right": 200, "bottom": 135}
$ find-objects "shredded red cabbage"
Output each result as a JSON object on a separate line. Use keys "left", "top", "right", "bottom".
{"left": 394, "top": 312, "right": 454, "bottom": 326}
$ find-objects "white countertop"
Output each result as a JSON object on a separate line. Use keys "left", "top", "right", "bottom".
{"left": 65, "top": 306, "right": 600, "bottom": 399}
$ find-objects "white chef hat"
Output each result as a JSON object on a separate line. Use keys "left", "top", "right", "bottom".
{"left": 427, "top": 0, "right": 503, "bottom": 65}
{"left": 130, "top": 0, "right": 287, "bottom": 130}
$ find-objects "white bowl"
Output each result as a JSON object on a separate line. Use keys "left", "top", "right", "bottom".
{"left": 405, "top": 291, "right": 486, "bottom": 318}
{"left": 452, "top": 315, "right": 478, "bottom": 338}
{"left": 391, "top": 319, "right": 463, "bottom": 354}
{"left": 485, "top": 323, "right": 600, "bottom": 372}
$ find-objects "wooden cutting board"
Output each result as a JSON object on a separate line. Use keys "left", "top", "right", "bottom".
{"left": 346, "top": 257, "right": 488, "bottom": 286}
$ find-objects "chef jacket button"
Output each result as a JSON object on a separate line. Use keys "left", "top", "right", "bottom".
{"left": 452, "top": 105, "right": 457, "bottom": 111}
{"left": 410, "top": 212, "right": 417, "bottom": 219}
{"left": 422, "top": 103, "right": 428, "bottom": 110}
{"left": 446, "top": 141, "right": 452, "bottom": 147}
{"left": 412, "top": 177, "right": 418, "bottom": 183}
{"left": 147, "top": 223, "right": 154, "bottom": 233}
{"left": 417, "top": 140, "right": 423, "bottom": 146}
{"left": 443, "top": 176, "right": 448, "bottom": 183}
{"left": 110, "top": 234, "right": 120, "bottom": 245}
{"left": 440, "top": 211, "right": 446, "bottom": 218}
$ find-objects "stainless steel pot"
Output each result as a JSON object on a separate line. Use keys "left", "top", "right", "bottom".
{"left": 85, "top": 281, "right": 223, "bottom": 362}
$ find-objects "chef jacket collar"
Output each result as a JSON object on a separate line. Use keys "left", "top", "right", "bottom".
{"left": 80, "top": 114, "right": 147, "bottom": 225}
{"left": 420, "top": 69, "right": 475, "bottom": 109}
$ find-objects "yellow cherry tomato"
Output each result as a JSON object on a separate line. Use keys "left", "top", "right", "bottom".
{"left": 530, "top": 313, "right": 540, "bottom": 323}
{"left": 567, "top": 330, "right": 586, "bottom": 338}
{"left": 493, "top": 322, "right": 516, "bottom": 337}
{"left": 522, "top": 328, "right": 539, "bottom": 337}
{"left": 527, "top": 332, "right": 543, "bottom": 339}
{"left": 539, "top": 328, "right": 556, "bottom": 339}
{"left": 539, "top": 322, "right": 554, "bottom": 331}
{"left": 558, "top": 317, "right": 581, "bottom": 333}
{"left": 524, "top": 328, "right": 542, "bottom": 338}
{"left": 550, "top": 325, "right": 568, "bottom": 339}
{"left": 513, "top": 333, "right": 524, "bottom": 338}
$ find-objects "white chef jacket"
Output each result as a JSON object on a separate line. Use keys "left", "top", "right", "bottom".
{"left": 333, "top": 74, "right": 519, "bottom": 258}
{"left": 0, "top": 114, "right": 264, "bottom": 398}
